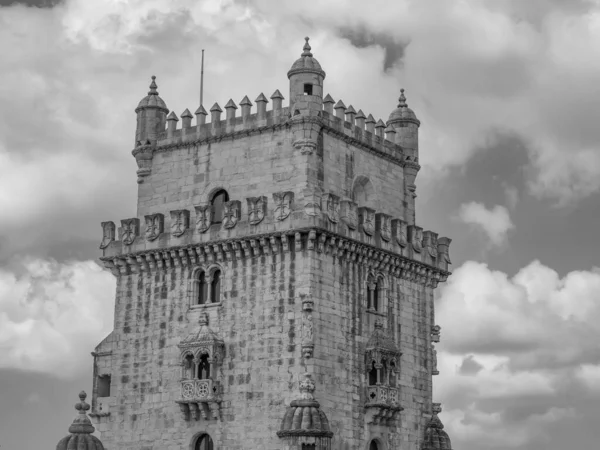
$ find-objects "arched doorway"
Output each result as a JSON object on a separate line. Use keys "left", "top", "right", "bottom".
{"left": 369, "top": 440, "right": 379, "bottom": 450}
{"left": 195, "top": 434, "right": 214, "bottom": 450}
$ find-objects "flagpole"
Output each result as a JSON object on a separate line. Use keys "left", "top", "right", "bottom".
{"left": 200, "top": 49, "right": 205, "bottom": 107}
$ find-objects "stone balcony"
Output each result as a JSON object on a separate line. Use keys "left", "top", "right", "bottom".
{"left": 365, "top": 386, "right": 403, "bottom": 426}
{"left": 175, "top": 379, "right": 222, "bottom": 421}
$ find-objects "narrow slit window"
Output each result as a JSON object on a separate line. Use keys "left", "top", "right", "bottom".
{"left": 197, "top": 271, "right": 207, "bottom": 305}
{"left": 97, "top": 375, "right": 111, "bottom": 397}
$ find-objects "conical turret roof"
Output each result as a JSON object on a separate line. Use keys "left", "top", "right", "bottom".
{"left": 135, "top": 76, "right": 168, "bottom": 112}
{"left": 288, "top": 37, "right": 326, "bottom": 79}
{"left": 56, "top": 392, "right": 105, "bottom": 450}
{"left": 388, "top": 88, "right": 420, "bottom": 125}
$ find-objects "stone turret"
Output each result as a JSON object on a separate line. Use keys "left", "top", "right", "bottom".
{"left": 288, "top": 37, "right": 326, "bottom": 117}
{"left": 56, "top": 391, "right": 105, "bottom": 450}
{"left": 134, "top": 76, "right": 169, "bottom": 145}
{"left": 387, "top": 88, "right": 420, "bottom": 159}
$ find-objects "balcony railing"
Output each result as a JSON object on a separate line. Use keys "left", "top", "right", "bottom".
{"left": 176, "top": 379, "right": 222, "bottom": 421}
{"left": 366, "top": 385, "right": 399, "bottom": 405}
{"left": 365, "top": 385, "right": 403, "bottom": 426}
{"left": 180, "top": 379, "right": 220, "bottom": 401}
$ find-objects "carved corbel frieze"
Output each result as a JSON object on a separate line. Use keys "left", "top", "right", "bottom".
{"left": 301, "top": 296, "right": 315, "bottom": 358}
{"left": 358, "top": 207, "right": 375, "bottom": 236}
{"left": 292, "top": 138, "right": 317, "bottom": 155}
{"left": 307, "top": 230, "right": 317, "bottom": 250}
{"left": 340, "top": 200, "right": 358, "bottom": 230}
{"left": 144, "top": 213, "right": 164, "bottom": 241}
{"left": 194, "top": 205, "right": 212, "bottom": 233}
{"left": 273, "top": 191, "right": 294, "bottom": 221}
{"left": 408, "top": 225, "right": 423, "bottom": 253}
{"left": 322, "top": 193, "right": 340, "bottom": 223}
{"left": 423, "top": 231, "right": 438, "bottom": 261}
{"left": 120, "top": 218, "right": 140, "bottom": 246}
{"left": 222, "top": 200, "right": 241, "bottom": 229}
{"left": 437, "top": 237, "right": 452, "bottom": 271}
{"left": 246, "top": 196, "right": 267, "bottom": 225}
{"left": 170, "top": 210, "right": 190, "bottom": 237}
{"left": 375, "top": 213, "right": 392, "bottom": 242}
{"left": 131, "top": 143, "right": 154, "bottom": 184}
{"left": 100, "top": 221, "right": 115, "bottom": 249}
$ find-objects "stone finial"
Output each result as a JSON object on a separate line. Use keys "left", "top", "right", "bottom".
{"left": 271, "top": 89, "right": 284, "bottom": 100}
{"left": 167, "top": 111, "right": 178, "bottom": 137}
{"left": 323, "top": 94, "right": 334, "bottom": 104}
{"left": 240, "top": 95, "right": 253, "bottom": 119}
{"left": 385, "top": 124, "right": 396, "bottom": 140}
{"left": 302, "top": 36, "right": 313, "bottom": 57}
{"left": 210, "top": 102, "right": 222, "bottom": 128}
{"left": 181, "top": 108, "right": 193, "bottom": 129}
{"left": 148, "top": 75, "right": 158, "bottom": 95}
{"left": 366, "top": 113, "right": 376, "bottom": 133}
{"left": 167, "top": 111, "right": 179, "bottom": 121}
{"left": 56, "top": 391, "right": 105, "bottom": 450}
{"left": 210, "top": 103, "right": 223, "bottom": 113}
{"left": 299, "top": 373, "right": 316, "bottom": 400}
{"left": 255, "top": 93, "right": 268, "bottom": 119}
{"left": 255, "top": 93, "right": 268, "bottom": 103}
{"left": 195, "top": 104, "right": 207, "bottom": 126}
{"left": 271, "top": 89, "right": 284, "bottom": 111}
{"left": 398, "top": 88, "right": 407, "bottom": 108}
{"left": 345, "top": 104, "right": 356, "bottom": 125}
{"left": 356, "top": 109, "right": 366, "bottom": 129}
{"left": 334, "top": 99, "right": 346, "bottom": 119}
{"left": 375, "top": 119, "right": 385, "bottom": 138}
{"left": 323, "top": 94, "right": 335, "bottom": 114}
{"left": 240, "top": 95, "right": 252, "bottom": 107}
{"left": 225, "top": 99, "right": 238, "bottom": 122}
{"left": 225, "top": 98, "right": 238, "bottom": 110}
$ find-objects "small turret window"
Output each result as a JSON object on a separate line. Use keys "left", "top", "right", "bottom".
{"left": 211, "top": 189, "right": 229, "bottom": 224}
{"left": 97, "top": 375, "right": 111, "bottom": 397}
{"left": 303, "top": 84, "right": 313, "bottom": 95}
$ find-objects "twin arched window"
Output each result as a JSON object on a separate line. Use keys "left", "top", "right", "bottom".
{"left": 367, "top": 274, "right": 384, "bottom": 312}
{"left": 196, "top": 269, "right": 221, "bottom": 305}
{"left": 183, "top": 353, "right": 212, "bottom": 380}
{"left": 368, "top": 359, "right": 397, "bottom": 387}
{"left": 211, "top": 189, "right": 229, "bottom": 224}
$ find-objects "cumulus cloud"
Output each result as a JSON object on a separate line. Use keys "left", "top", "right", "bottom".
{"left": 0, "top": 258, "right": 115, "bottom": 378}
{"left": 434, "top": 260, "right": 600, "bottom": 449}
{"left": 458, "top": 202, "right": 515, "bottom": 246}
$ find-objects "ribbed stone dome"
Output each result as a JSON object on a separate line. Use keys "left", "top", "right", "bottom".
{"left": 287, "top": 37, "right": 326, "bottom": 79}
{"left": 56, "top": 391, "right": 105, "bottom": 450}
{"left": 277, "top": 374, "right": 333, "bottom": 438}
{"left": 388, "top": 89, "right": 420, "bottom": 125}
{"left": 135, "top": 76, "right": 168, "bottom": 112}
{"left": 423, "top": 413, "right": 452, "bottom": 450}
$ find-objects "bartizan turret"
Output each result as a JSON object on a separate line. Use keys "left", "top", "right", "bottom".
{"left": 287, "top": 37, "right": 325, "bottom": 117}
{"left": 134, "top": 75, "right": 169, "bottom": 145}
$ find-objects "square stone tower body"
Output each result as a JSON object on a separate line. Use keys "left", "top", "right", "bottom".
{"left": 92, "top": 38, "right": 452, "bottom": 450}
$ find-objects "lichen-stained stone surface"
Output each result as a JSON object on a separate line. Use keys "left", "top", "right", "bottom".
{"left": 91, "top": 37, "right": 452, "bottom": 450}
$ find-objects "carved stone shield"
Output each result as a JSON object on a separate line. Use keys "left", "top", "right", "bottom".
{"left": 358, "top": 207, "right": 375, "bottom": 236}
{"left": 408, "top": 225, "right": 423, "bottom": 253}
{"left": 144, "top": 213, "right": 164, "bottom": 241}
{"left": 340, "top": 200, "right": 358, "bottom": 230}
{"left": 170, "top": 210, "right": 190, "bottom": 237}
{"left": 423, "top": 231, "right": 439, "bottom": 258}
{"left": 322, "top": 193, "right": 340, "bottom": 223}
{"left": 120, "top": 218, "right": 140, "bottom": 245}
{"left": 194, "top": 205, "right": 212, "bottom": 233}
{"left": 273, "top": 191, "right": 294, "bottom": 221}
{"left": 247, "top": 196, "right": 267, "bottom": 225}
{"left": 100, "top": 221, "right": 115, "bottom": 249}
{"left": 222, "top": 200, "right": 241, "bottom": 229}
{"left": 376, "top": 213, "right": 391, "bottom": 242}
{"left": 437, "top": 237, "right": 452, "bottom": 270}
{"left": 392, "top": 219, "right": 407, "bottom": 248}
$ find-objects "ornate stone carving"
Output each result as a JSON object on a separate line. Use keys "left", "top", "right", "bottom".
{"left": 303, "top": 190, "right": 321, "bottom": 217}
{"left": 222, "top": 200, "right": 241, "bottom": 229}
{"left": 100, "top": 221, "right": 115, "bottom": 249}
{"left": 424, "top": 231, "right": 438, "bottom": 259}
{"left": 359, "top": 207, "right": 376, "bottom": 236}
{"left": 273, "top": 191, "right": 294, "bottom": 221}
{"left": 376, "top": 213, "right": 392, "bottom": 242}
{"left": 170, "top": 210, "right": 189, "bottom": 237}
{"left": 194, "top": 205, "right": 212, "bottom": 233}
{"left": 408, "top": 225, "right": 423, "bottom": 253}
{"left": 246, "top": 196, "right": 267, "bottom": 225}
{"left": 392, "top": 219, "right": 408, "bottom": 248}
{"left": 431, "top": 325, "right": 441, "bottom": 343}
{"left": 131, "top": 143, "right": 154, "bottom": 184}
{"left": 322, "top": 193, "right": 340, "bottom": 223}
{"left": 431, "top": 343, "right": 439, "bottom": 375}
{"left": 301, "top": 296, "right": 315, "bottom": 359}
{"left": 292, "top": 138, "right": 317, "bottom": 155}
{"left": 340, "top": 200, "right": 358, "bottom": 230}
{"left": 120, "top": 218, "right": 140, "bottom": 245}
{"left": 144, "top": 213, "right": 164, "bottom": 241}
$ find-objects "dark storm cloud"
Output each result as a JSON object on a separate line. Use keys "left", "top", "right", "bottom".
{"left": 0, "top": 0, "right": 63, "bottom": 7}
{"left": 458, "top": 355, "right": 484, "bottom": 376}
{"left": 338, "top": 27, "right": 409, "bottom": 72}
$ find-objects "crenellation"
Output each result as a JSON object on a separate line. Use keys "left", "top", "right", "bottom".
{"left": 366, "top": 114, "right": 376, "bottom": 133}
{"left": 375, "top": 119, "right": 385, "bottom": 138}
{"left": 356, "top": 109, "right": 366, "bottom": 130}
{"left": 224, "top": 99, "right": 238, "bottom": 124}
{"left": 255, "top": 93, "right": 268, "bottom": 119}
{"left": 323, "top": 94, "right": 335, "bottom": 114}
{"left": 166, "top": 111, "right": 178, "bottom": 138}
{"left": 334, "top": 99, "right": 346, "bottom": 119}
{"left": 181, "top": 109, "right": 193, "bottom": 129}
{"left": 345, "top": 104, "right": 356, "bottom": 126}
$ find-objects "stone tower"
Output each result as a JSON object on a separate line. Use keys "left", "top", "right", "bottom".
{"left": 92, "top": 38, "right": 453, "bottom": 450}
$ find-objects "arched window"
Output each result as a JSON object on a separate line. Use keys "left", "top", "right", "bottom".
{"left": 368, "top": 361, "right": 378, "bottom": 386}
{"left": 211, "top": 270, "right": 221, "bottom": 303}
{"left": 352, "top": 176, "right": 373, "bottom": 208}
{"left": 195, "top": 434, "right": 214, "bottom": 450}
{"left": 369, "top": 441, "right": 379, "bottom": 450}
{"left": 198, "top": 354, "right": 211, "bottom": 380}
{"left": 211, "top": 189, "right": 229, "bottom": 224}
{"left": 196, "top": 271, "right": 208, "bottom": 305}
{"left": 184, "top": 354, "right": 195, "bottom": 379}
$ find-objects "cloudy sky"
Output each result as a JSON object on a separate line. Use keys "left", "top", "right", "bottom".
{"left": 1, "top": 0, "right": 599, "bottom": 448}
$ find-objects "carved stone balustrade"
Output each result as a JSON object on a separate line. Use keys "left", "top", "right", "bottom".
{"left": 175, "top": 379, "right": 222, "bottom": 421}
{"left": 365, "top": 386, "right": 403, "bottom": 426}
